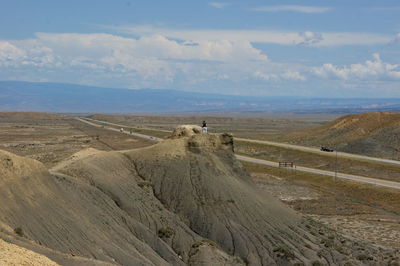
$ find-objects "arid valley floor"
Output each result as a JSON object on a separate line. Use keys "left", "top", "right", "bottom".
{"left": 1, "top": 112, "right": 400, "bottom": 265}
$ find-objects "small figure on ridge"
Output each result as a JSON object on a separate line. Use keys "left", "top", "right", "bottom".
{"left": 202, "top": 120, "right": 208, "bottom": 133}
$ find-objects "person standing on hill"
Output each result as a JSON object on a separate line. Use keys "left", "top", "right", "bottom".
{"left": 202, "top": 120, "right": 208, "bottom": 133}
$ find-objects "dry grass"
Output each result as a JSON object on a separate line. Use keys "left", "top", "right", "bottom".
{"left": 242, "top": 161, "right": 400, "bottom": 215}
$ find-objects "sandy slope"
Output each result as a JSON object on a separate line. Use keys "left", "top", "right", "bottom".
{"left": 0, "top": 238, "right": 59, "bottom": 266}
{"left": 286, "top": 112, "right": 400, "bottom": 158}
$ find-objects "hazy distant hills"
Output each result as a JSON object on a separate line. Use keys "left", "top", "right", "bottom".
{"left": 1, "top": 80, "right": 400, "bottom": 113}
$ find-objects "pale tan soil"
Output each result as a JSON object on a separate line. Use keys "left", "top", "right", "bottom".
{"left": 250, "top": 170, "right": 400, "bottom": 250}
{"left": 0, "top": 117, "right": 153, "bottom": 167}
{"left": 0, "top": 238, "right": 59, "bottom": 266}
{"left": 314, "top": 215, "right": 400, "bottom": 249}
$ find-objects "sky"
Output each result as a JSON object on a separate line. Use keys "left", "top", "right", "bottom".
{"left": 0, "top": 0, "right": 400, "bottom": 97}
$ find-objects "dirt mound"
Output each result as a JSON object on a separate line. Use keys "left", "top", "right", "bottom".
{"left": 1, "top": 127, "right": 399, "bottom": 265}
{"left": 0, "top": 149, "right": 47, "bottom": 178}
{"left": 169, "top": 125, "right": 202, "bottom": 138}
{"left": 0, "top": 149, "right": 184, "bottom": 265}
{"left": 286, "top": 112, "right": 400, "bottom": 158}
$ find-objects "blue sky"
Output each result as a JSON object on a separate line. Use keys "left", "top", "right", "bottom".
{"left": 1, "top": 0, "right": 399, "bottom": 97}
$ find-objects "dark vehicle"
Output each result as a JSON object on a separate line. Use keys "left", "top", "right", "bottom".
{"left": 320, "top": 146, "right": 334, "bottom": 152}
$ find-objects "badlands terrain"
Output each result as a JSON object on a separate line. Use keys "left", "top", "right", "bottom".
{"left": 0, "top": 112, "right": 400, "bottom": 265}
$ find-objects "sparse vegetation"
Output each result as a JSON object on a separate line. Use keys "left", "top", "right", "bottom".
{"left": 192, "top": 239, "right": 220, "bottom": 249}
{"left": 273, "top": 245, "right": 295, "bottom": 260}
{"left": 242, "top": 161, "right": 400, "bottom": 215}
{"left": 138, "top": 180, "right": 153, "bottom": 188}
{"left": 13, "top": 227, "right": 24, "bottom": 237}
{"left": 311, "top": 260, "right": 323, "bottom": 266}
{"left": 356, "top": 253, "right": 374, "bottom": 261}
{"left": 157, "top": 226, "right": 175, "bottom": 239}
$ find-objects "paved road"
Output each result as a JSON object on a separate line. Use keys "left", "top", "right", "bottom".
{"left": 235, "top": 137, "right": 400, "bottom": 166}
{"left": 237, "top": 155, "right": 400, "bottom": 190}
{"left": 76, "top": 117, "right": 163, "bottom": 142}
{"left": 76, "top": 117, "right": 400, "bottom": 190}
{"left": 86, "top": 117, "right": 400, "bottom": 167}
{"left": 84, "top": 117, "right": 171, "bottom": 133}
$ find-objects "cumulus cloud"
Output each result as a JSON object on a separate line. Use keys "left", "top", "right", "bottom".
{"left": 0, "top": 42, "right": 26, "bottom": 64}
{"left": 281, "top": 71, "right": 307, "bottom": 81}
{"left": 0, "top": 32, "right": 280, "bottom": 88}
{"left": 250, "top": 5, "right": 332, "bottom": 14}
{"left": 209, "top": 2, "right": 229, "bottom": 9}
{"left": 35, "top": 32, "right": 267, "bottom": 63}
{"left": 254, "top": 70, "right": 306, "bottom": 82}
{"left": 0, "top": 41, "right": 56, "bottom": 67}
{"left": 298, "top": 31, "right": 323, "bottom": 45}
{"left": 313, "top": 53, "right": 400, "bottom": 80}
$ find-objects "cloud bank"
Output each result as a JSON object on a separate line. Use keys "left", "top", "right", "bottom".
{"left": 313, "top": 53, "right": 400, "bottom": 80}
{"left": 0, "top": 31, "right": 399, "bottom": 96}
{"left": 111, "top": 25, "right": 392, "bottom": 47}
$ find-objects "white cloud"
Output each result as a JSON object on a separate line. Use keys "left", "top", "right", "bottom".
{"left": 254, "top": 70, "right": 306, "bottom": 82}
{"left": 0, "top": 42, "right": 26, "bottom": 63}
{"left": 0, "top": 41, "right": 56, "bottom": 67}
{"left": 111, "top": 25, "right": 392, "bottom": 47}
{"left": 282, "top": 71, "right": 307, "bottom": 81}
{"left": 2, "top": 31, "right": 397, "bottom": 96}
{"left": 389, "top": 33, "right": 400, "bottom": 44}
{"left": 298, "top": 31, "right": 323, "bottom": 45}
{"left": 35, "top": 32, "right": 267, "bottom": 63}
{"left": 209, "top": 2, "right": 229, "bottom": 9}
{"left": 313, "top": 53, "right": 400, "bottom": 80}
{"left": 253, "top": 71, "right": 279, "bottom": 82}
{"left": 250, "top": 5, "right": 332, "bottom": 14}
{"left": 0, "top": 33, "right": 275, "bottom": 87}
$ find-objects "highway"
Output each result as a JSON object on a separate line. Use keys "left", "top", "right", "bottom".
{"left": 75, "top": 117, "right": 163, "bottom": 142}
{"left": 86, "top": 117, "right": 400, "bottom": 167}
{"left": 235, "top": 138, "right": 400, "bottom": 166}
{"left": 236, "top": 155, "right": 400, "bottom": 190}
{"left": 76, "top": 117, "right": 400, "bottom": 191}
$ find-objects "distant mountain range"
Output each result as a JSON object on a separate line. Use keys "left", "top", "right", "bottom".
{"left": 1, "top": 80, "right": 400, "bottom": 113}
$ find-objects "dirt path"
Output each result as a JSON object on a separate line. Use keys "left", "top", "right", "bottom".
{"left": 76, "top": 117, "right": 400, "bottom": 191}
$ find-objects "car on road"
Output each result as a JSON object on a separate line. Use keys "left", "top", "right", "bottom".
{"left": 320, "top": 146, "right": 334, "bottom": 152}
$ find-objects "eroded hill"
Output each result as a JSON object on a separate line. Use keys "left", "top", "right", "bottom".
{"left": 284, "top": 112, "right": 400, "bottom": 158}
{"left": 0, "top": 126, "right": 399, "bottom": 265}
